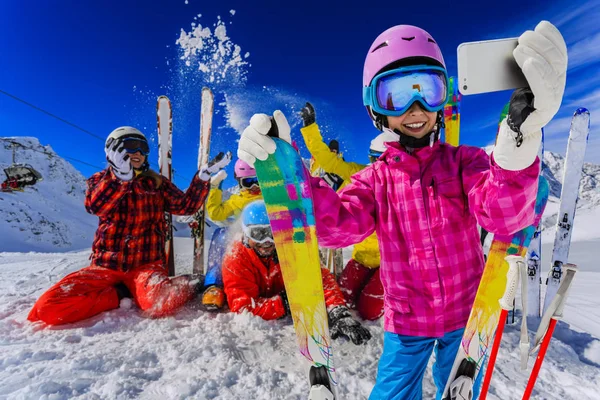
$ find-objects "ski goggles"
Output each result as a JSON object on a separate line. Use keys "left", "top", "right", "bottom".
{"left": 120, "top": 137, "right": 150, "bottom": 155}
{"left": 368, "top": 149, "right": 383, "bottom": 164}
{"left": 363, "top": 65, "right": 449, "bottom": 117}
{"left": 239, "top": 176, "right": 259, "bottom": 189}
{"left": 243, "top": 224, "right": 274, "bottom": 244}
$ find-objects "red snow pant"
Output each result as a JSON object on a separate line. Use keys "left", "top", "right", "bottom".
{"left": 28, "top": 262, "right": 196, "bottom": 325}
{"left": 338, "top": 259, "right": 384, "bottom": 321}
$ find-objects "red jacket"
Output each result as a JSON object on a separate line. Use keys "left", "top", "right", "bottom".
{"left": 85, "top": 169, "right": 209, "bottom": 271}
{"left": 222, "top": 240, "right": 345, "bottom": 320}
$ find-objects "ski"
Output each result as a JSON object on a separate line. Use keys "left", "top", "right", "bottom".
{"left": 255, "top": 136, "right": 337, "bottom": 398}
{"left": 543, "top": 108, "right": 590, "bottom": 315}
{"left": 526, "top": 129, "right": 545, "bottom": 317}
{"left": 443, "top": 175, "right": 549, "bottom": 400}
{"left": 157, "top": 95, "right": 175, "bottom": 276}
{"left": 479, "top": 255, "right": 523, "bottom": 400}
{"left": 192, "top": 87, "right": 214, "bottom": 275}
{"left": 443, "top": 76, "right": 461, "bottom": 146}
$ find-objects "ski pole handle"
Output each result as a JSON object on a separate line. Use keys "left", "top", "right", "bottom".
{"left": 552, "top": 264, "right": 577, "bottom": 320}
{"left": 500, "top": 256, "right": 523, "bottom": 310}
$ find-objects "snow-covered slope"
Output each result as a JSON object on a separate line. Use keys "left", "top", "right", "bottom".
{"left": 1, "top": 240, "right": 599, "bottom": 399}
{"left": 0, "top": 137, "right": 97, "bottom": 252}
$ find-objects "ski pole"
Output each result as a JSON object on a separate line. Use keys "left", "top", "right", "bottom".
{"left": 480, "top": 255, "right": 522, "bottom": 400}
{"left": 522, "top": 264, "right": 577, "bottom": 400}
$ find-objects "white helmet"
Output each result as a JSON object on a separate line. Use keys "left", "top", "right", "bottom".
{"left": 370, "top": 130, "right": 398, "bottom": 153}
{"left": 106, "top": 126, "right": 147, "bottom": 146}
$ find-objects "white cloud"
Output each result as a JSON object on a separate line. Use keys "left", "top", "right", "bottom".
{"left": 567, "top": 31, "right": 600, "bottom": 71}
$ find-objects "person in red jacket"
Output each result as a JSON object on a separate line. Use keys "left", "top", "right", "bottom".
{"left": 28, "top": 126, "right": 231, "bottom": 326}
{"left": 222, "top": 200, "right": 371, "bottom": 345}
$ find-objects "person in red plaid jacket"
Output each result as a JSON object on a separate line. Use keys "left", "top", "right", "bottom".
{"left": 28, "top": 126, "right": 231, "bottom": 326}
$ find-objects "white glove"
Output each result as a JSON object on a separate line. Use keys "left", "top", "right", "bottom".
{"left": 513, "top": 20, "right": 567, "bottom": 135}
{"left": 210, "top": 170, "right": 227, "bottom": 188}
{"left": 494, "top": 21, "right": 567, "bottom": 171}
{"left": 198, "top": 151, "right": 232, "bottom": 181}
{"left": 105, "top": 138, "right": 133, "bottom": 181}
{"left": 494, "top": 119, "right": 542, "bottom": 171}
{"left": 237, "top": 110, "right": 292, "bottom": 167}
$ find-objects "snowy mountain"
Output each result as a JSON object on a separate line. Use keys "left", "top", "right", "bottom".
{"left": 0, "top": 137, "right": 97, "bottom": 252}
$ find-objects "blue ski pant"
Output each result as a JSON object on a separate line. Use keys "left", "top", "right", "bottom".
{"left": 369, "top": 328, "right": 482, "bottom": 400}
{"left": 203, "top": 227, "right": 228, "bottom": 288}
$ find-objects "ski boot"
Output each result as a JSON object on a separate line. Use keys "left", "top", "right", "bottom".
{"left": 202, "top": 285, "right": 225, "bottom": 311}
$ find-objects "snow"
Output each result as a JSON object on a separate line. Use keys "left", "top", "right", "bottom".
{"left": 176, "top": 15, "right": 249, "bottom": 87}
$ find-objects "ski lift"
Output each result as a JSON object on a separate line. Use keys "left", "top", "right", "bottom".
{"left": 1, "top": 142, "right": 43, "bottom": 192}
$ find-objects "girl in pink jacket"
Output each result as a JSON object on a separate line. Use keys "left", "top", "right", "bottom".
{"left": 237, "top": 21, "right": 567, "bottom": 400}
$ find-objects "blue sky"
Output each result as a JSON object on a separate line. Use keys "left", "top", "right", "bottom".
{"left": 1, "top": 0, "right": 598, "bottom": 188}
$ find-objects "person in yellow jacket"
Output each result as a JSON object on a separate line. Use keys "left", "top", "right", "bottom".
{"left": 201, "top": 159, "right": 263, "bottom": 310}
{"left": 300, "top": 102, "right": 396, "bottom": 321}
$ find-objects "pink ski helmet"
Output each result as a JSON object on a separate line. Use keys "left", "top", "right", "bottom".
{"left": 363, "top": 25, "right": 446, "bottom": 88}
{"left": 234, "top": 159, "right": 256, "bottom": 179}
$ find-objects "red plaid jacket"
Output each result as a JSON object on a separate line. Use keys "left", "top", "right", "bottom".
{"left": 85, "top": 169, "right": 209, "bottom": 271}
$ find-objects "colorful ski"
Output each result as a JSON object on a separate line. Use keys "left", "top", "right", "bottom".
{"left": 192, "top": 87, "right": 214, "bottom": 275}
{"left": 255, "top": 138, "right": 337, "bottom": 398}
{"left": 443, "top": 176, "right": 549, "bottom": 400}
{"left": 157, "top": 95, "right": 175, "bottom": 276}
{"left": 543, "top": 108, "right": 590, "bottom": 315}
{"left": 443, "top": 76, "right": 461, "bottom": 146}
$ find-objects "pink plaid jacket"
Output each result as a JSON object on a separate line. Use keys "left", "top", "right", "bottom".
{"left": 311, "top": 141, "right": 539, "bottom": 337}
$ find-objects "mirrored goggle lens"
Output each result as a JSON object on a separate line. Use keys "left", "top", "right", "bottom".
{"left": 121, "top": 138, "right": 150, "bottom": 155}
{"left": 375, "top": 70, "right": 447, "bottom": 112}
{"left": 247, "top": 226, "right": 273, "bottom": 243}
{"left": 240, "top": 177, "right": 259, "bottom": 188}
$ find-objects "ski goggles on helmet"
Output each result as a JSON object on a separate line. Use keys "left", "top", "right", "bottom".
{"left": 239, "top": 176, "right": 259, "bottom": 189}
{"left": 120, "top": 137, "right": 150, "bottom": 155}
{"left": 363, "top": 65, "right": 449, "bottom": 117}
{"left": 243, "top": 224, "right": 274, "bottom": 244}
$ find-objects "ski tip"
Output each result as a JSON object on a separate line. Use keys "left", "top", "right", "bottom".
{"left": 157, "top": 95, "right": 171, "bottom": 105}
{"left": 574, "top": 107, "right": 589, "bottom": 116}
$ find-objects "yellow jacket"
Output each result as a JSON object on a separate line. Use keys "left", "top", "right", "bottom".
{"left": 300, "top": 123, "right": 380, "bottom": 268}
{"left": 301, "top": 123, "right": 364, "bottom": 189}
{"left": 206, "top": 188, "right": 262, "bottom": 222}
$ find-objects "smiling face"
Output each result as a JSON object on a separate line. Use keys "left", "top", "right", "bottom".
{"left": 248, "top": 238, "right": 276, "bottom": 257}
{"left": 129, "top": 151, "right": 146, "bottom": 169}
{"left": 386, "top": 102, "right": 437, "bottom": 139}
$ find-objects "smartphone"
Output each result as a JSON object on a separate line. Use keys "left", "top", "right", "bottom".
{"left": 457, "top": 38, "right": 529, "bottom": 95}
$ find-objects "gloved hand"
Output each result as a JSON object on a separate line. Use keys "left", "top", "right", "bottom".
{"left": 210, "top": 170, "right": 227, "bottom": 188}
{"left": 494, "top": 21, "right": 567, "bottom": 171}
{"left": 198, "top": 151, "right": 232, "bottom": 181}
{"left": 300, "top": 102, "right": 316, "bottom": 127}
{"left": 328, "top": 306, "right": 372, "bottom": 345}
{"left": 280, "top": 291, "right": 291, "bottom": 317}
{"left": 105, "top": 138, "right": 133, "bottom": 181}
{"left": 237, "top": 111, "right": 292, "bottom": 167}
